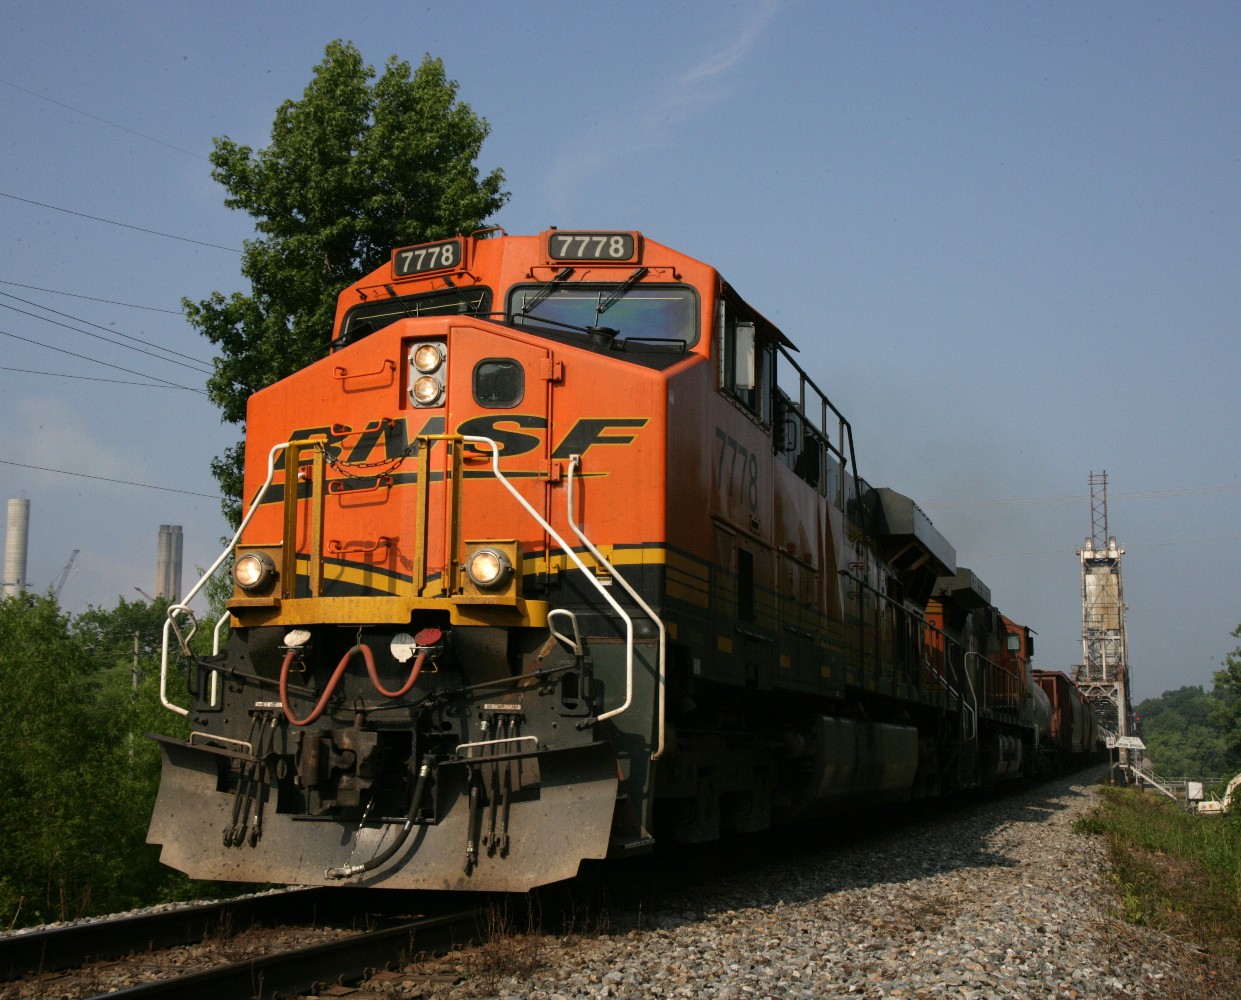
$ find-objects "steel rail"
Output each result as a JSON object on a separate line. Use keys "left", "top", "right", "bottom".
{"left": 94, "top": 908, "right": 482, "bottom": 1000}
{"left": 0, "top": 886, "right": 453, "bottom": 983}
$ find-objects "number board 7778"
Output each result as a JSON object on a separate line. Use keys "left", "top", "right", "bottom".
{"left": 391, "top": 238, "right": 464, "bottom": 277}
{"left": 546, "top": 231, "right": 640, "bottom": 263}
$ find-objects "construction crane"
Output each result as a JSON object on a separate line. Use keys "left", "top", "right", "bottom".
{"left": 51, "top": 550, "right": 79, "bottom": 600}
{"left": 1196, "top": 773, "right": 1241, "bottom": 815}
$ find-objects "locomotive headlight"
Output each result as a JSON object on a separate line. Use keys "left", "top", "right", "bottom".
{"left": 464, "top": 546, "right": 512, "bottom": 589}
{"left": 411, "top": 374, "right": 443, "bottom": 405}
{"left": 234, "top": 551, "right": 277, "bottom": 591}
{"left": 412, "top": 343, "right": 443, "bottom": 373}
{"left": 408, "top": 341, "right": 447, "bottom": 406}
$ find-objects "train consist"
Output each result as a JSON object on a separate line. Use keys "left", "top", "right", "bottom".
{"left": 149, "top": 229, "right": 1100, "bottom": 891}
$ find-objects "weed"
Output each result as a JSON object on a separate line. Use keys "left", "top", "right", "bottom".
{"left": 1072, "top": 815, "right": 1107, "bottom": 836}
{"left": 459, "top": 898, "right": 547, "bottom": 992}
{"left": 1079, "top": 785, "right": 1241, "bottom": 959}
{"left": 450, "top": 890, "right": 616, "bottom": 995}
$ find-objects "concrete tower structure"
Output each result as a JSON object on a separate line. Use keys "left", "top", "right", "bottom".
{"left": 3, "top": 498, "right": 30, "bottom": 598}
{"left": 156, "top": 524, "right": 183, "bottom": 601}
{"left": 1072, "top": 471, "right": 1133, "bottom": 741}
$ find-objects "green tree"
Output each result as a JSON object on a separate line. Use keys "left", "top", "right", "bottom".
{"left": 0, "top": 593, "right": 199, "bottom": 927}
{"left": 1214, "top": 624, "right": 1241, "bottom": 759}
{"left": 0, "top": 594, "right": 93, "bottom": 924}
{"left": 74, "top": 593, "right": 171, "bottom": 665}
{"left": 1136, "top": 683, "right": 1239, "bottom": 778}
{"left": 185, "top": 40, "right": 509, "bottom": 524}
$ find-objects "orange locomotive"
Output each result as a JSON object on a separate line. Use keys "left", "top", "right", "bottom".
{"left": 149, "top": 229, "right": 1063, "bottom": 891}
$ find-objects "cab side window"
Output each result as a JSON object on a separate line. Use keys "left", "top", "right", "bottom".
{"left": 718, "top": 297, "right": 771, "bottom": 424}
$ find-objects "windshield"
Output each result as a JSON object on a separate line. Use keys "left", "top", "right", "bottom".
{"left": 337, "top": 286, "right": 492, "bottom": 347}
{"left": 506, "top": 283, "right": 698, "bottom": 347}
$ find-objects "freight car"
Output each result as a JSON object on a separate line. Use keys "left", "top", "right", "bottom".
{"left": 1033, "top": 669, "right": 1101, "bottom": 769}
{"left": 150, "top": 229, "right": 1085, "bottom": 892}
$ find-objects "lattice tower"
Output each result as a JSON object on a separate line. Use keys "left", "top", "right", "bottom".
{"left": 1089, "top": 470, "right": 1109, "bottom": 552}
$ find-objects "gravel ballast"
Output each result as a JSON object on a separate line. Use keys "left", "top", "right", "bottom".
{"left": 401, "top": 769, "right": 1222, "bottom": 999}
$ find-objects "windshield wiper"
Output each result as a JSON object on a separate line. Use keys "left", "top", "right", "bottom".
{"left": 383, "top": 283, "right": 418, "bottom": 319}
{"left": 515, "top": 266, "right": 653, "bottom": 348}
{"left": 512, "top": 311, "right": 617, "bottom": 344}
{"left": 330, "top": 285, "right": 415, "bottom": 352}
{"left": 519, "top": 266, "right": 575, "bottom": 315}
{"left": 441, "top": 275, "right": 482, "bottom": 314}
{"left": 593, "top": 267, "right": 649, "bottom": 325}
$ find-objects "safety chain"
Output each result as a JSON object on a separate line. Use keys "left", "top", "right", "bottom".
{"left": 324, "top": 442, "right": 416, "bottom": 481}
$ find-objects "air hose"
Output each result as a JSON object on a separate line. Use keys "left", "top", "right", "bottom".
{"left": 325, "top": 756, "right": 433, "bottom": 880}
{"left": 279, "top": 627, "right": 441, "bottom": 726}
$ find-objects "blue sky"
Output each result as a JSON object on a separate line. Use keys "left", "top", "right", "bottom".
{"left": 1, "top": 1, "right": 1237, "bottom": 703}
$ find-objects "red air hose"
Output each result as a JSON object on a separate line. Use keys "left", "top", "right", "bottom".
{"left": 279, "top": 627, "right": 442, "bottom": 726}
{"left": 365, "top": 646, "right": 426, "bottom": 698}
{"left": 280, "top": 645, "right": 365, "bottom": 726}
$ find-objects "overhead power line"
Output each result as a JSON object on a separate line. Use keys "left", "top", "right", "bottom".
{"left": 0, "top": 365, "right": 198, "bottom": 390}
{"left": 0, "top": 77, "right": 211, "bottom": 161}
{"left": 0, "top": 327, "right": 204, "bottom": 393}
{"left": 921, "top": 485, "right": 1241, "bottom": 510}
{"left": 0, "top": 290, "right": 212, "bottom": 373}
{"left": 0, "top": 459, "right": 222, "bottom": 500}
{"left": 0, "top": 191, "right": 241, "bottom": 253}
{"left": 0, "top": 279, "right": 182, "bottom": 315}
{"left": 967, "top": 534, "right": 1241, "bottom": 559}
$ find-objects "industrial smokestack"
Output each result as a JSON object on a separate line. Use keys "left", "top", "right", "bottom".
{"left": 4, "top": 498, "right": 30, "bottom": 598}
{"left": 156, "top": 524, "right": 183, "bottom": 601}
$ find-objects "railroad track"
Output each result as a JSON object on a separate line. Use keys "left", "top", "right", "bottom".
{"left": 0, "top": 887, "right": 487, "bottom": 1000}
{"left": 1, "top": 771, "right": 1105, "bottom": 999}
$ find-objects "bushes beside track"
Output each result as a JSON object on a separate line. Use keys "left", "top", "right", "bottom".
{"left": 0, "top": 593, "right": 234, "bottom": 928}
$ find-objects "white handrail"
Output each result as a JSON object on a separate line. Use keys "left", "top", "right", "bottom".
{"left": 457, "top": 735, "right": 540, "bottom": 756}
{"left": 464, "top": 435, "right": 636, "bottom": 725}
{"left": 566, "top": 454, "right": 666, "bottom": 752}
{"left": 547, "top": 608, "right": 583, "bottom": 655}
{"left": 1124, "top": 763, "right": 1183, "bottom": 806}
{"left": 159, "top": 440, "right": 293, "bottom": 717}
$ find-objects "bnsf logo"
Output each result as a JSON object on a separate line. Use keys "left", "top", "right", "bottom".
{"left": 280, "top": 414, "right": 648, "bottom": 466}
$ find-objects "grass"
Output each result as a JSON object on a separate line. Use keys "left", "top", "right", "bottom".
{"left": 1075, "top": 785, "right": 1241, "bottom": 960}
{"left": 427, "top": 897, "right": 550, "bottom": 996}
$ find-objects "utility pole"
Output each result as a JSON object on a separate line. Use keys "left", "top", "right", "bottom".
{"left": 130, "top": 630, "right": 140, "bottom": 764}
